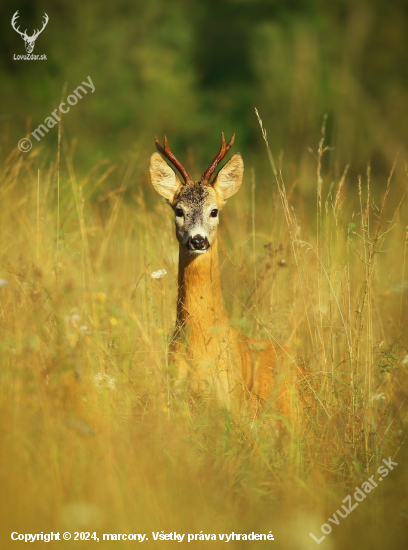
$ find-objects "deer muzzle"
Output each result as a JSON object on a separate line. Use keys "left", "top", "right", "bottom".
{"left": 187, "top": 235, "right": 209, "bottom": 253}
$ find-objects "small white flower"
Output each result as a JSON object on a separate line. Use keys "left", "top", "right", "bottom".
{"left": 371, "top": 392, "right": 386, "bottom": 402}
{"left": 106, "top": 375, "right": 116, "bottom": 390}
{"left": 0, "top": 279, "right": 8, "bottom": 288}
{"left": 401, "top": 354, "right": 408, "bottom": 366}
{"left": 94, "top": 373, "right": 116, "bottom": 390}
{"left": 65, "top": 313, "right": 80, "bottom": 328}
{"left": 151, "top": 269, "right": 167, "bottom": 279}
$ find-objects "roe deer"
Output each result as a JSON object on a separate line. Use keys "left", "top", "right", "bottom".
{"left": 150, "top": 134, "right": 291, "bottom": 415}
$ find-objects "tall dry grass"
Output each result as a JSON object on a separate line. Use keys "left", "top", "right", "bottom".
{"left": 0, "top": 122, "right": 407, "bottom": 548}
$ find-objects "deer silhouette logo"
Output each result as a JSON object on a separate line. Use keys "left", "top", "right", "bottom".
{"left": 11, "top": 11, "right": 49, "bottom": 54}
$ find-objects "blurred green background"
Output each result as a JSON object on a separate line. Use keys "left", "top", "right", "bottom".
{"left": 1, "top": 0, "right": 408, "bottom": 185}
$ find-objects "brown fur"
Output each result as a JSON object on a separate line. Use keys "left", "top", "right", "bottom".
{"left": 150, "top": 147, "right": 291, "bottom": 415}
{"left": 171, "top": 238, "right": 290, "bottom": 414}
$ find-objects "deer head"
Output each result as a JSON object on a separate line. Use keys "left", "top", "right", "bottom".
{"left": 150, "top": 134, "right": 244, "bottom": 254}
{"left": 12, "top": 11, "right": 49, "bottom": 54}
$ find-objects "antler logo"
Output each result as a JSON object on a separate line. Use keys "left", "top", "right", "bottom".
{"left": 11, "top": 11, "right": 49, "bottom": 53}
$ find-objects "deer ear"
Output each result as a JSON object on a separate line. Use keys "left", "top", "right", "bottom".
{"left": 212, "top": 153, "right": 244, "bottom": 205}
{"left": 149, "top": 152, "right": 182, "bottom": 204}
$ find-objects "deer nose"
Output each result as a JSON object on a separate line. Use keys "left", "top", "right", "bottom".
{"left": 189, "top": 235, "right": 209, "bottom": 251}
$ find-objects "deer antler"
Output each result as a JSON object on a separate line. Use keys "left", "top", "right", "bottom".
{"left": 11, "top": 11, "right": 28, "bottom": 39}
{"left": 200, "top": 133, "right": 235, "bottom": 185}
{"left": 32, "top": 13, "right": 49, "bottom": 39}
{"left": 155, "top": 136, "right": 193, "bottom": 185}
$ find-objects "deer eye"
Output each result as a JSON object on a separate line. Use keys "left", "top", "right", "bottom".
{"left": 175, "top": 208, "right": 183, "bottom": 217}
{"left": 210, "top": 209, "right": 218, "bottom": 218}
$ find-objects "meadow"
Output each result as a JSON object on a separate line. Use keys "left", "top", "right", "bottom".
{"left": 0, "top": 110, "right": 407, "bottom": 548}
{"left": 2, "top": 1, "right": 408, "bottom": 547}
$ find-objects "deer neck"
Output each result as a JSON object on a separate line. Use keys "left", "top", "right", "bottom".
{"left": 176, "top": 237, "right": 228, "bottom": 333}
